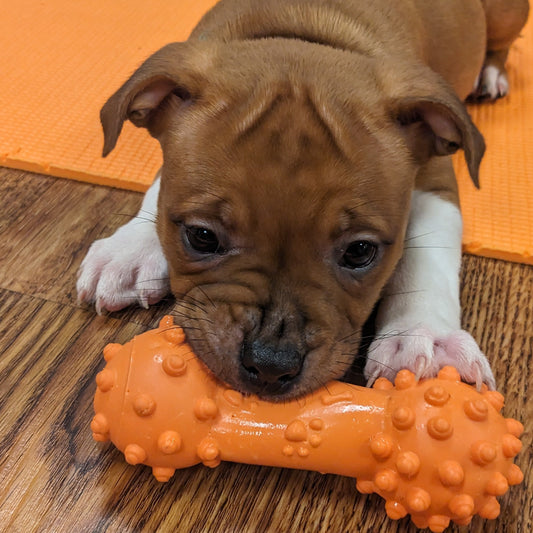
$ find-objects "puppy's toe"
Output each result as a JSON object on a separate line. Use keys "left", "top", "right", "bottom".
{"left": 77, "top": 232, "right": 170, "bottom": 313}
{"left": 482, "top": 65, "right": 509, "bottom": 100}
{"left": 92, "top": 255, "right": 169, "bottom": 313}
{"left": 434, "top": 330, "right": 495, "bottom": 389}
{"left": 468, "top": 63, "right": 510, "bottom": 102}
{"left": 76, "top": 239, "right": 109, "bottom": 305}
{"left": 365, "top": 327, "right": 495, "bottom": 389}
{"left": 134, "top": 259, "right": 170, "bottom": 309}
{"left": 365, "top": 327, "right": 437, "bottom": 384}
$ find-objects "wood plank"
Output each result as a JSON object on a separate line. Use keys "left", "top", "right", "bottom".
{"left": 0, "top": 168, "right": 531, "bottom": 532}
{"left": 0, "top": 169, "right": 171, "bottom": 325}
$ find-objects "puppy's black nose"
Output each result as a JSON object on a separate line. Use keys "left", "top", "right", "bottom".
{"left": 241, "top": 340, "right": 302, "bottom": 386}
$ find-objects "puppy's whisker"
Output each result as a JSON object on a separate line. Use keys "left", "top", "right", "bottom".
{"left": 337, "top": 327, "right": 410, "bottom": 346}
{"left": 354, "top": 333, "right": 380, "bottom": 341}
{"left": 168, "top": 309, "right": 197, "bottom": 320}
{"left": 309, "top": 376, "right": 327, "bottom": 395}
{"left": 323, "top": 383, "right": 333, "bottom": 396}
{"left": 371, "top": 327, "right": 412, "bottom": 338}
{"left": 175, "top": 301, "right": 205, "bottom": 315}
{"left": 156, "top": 325, "right": 195, "bottom": 336}
{"left": 138, "top": 208, "right": 157, "bottom": 217}
{"left": 131, "top": 217, "right": 157, "bottom": 224}
{"left": 171, "top": 312, "right": 214, "bottom": 325}
{"left": 176, "top": 310, "right": 207, "bottom": 322}
{"left": 337, "top": 331, "right": 361, "bottom": 343}
{"left": 382, "top": 289, "right": 426, "bottom": 297}
{"left": 360, "top": 356, "right": 398, "bottom": 373}
{"left": 111, "top": 212, "right": 157, "bottom": 224}
{"left": 366, "top": 332, "right": 431, "bottom": 356}
{"left": 375, "top": 331, "right": 433, "bottom": 340}
{"left": 404, "top": 230, "right": 437, "bottom": 242}
{"left": 181, "top": 325, "right": 204, "bottom": 332}
{"left": 194, "top": 286, "right": 217, "bottom": 309}
{"left": 182, "top": 295, "right": 209, "bottom": 312}
{"left": 181, "top": 297, "right": 209, "bottom": 311}
{"left": 175, "top": 312, "right": 212, "bottom": 325}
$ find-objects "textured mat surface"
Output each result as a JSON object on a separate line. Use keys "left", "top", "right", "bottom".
{"left": 0, "top": 0, "right": 218, "bottom": 191}
{"left": 454, "top": 17, "right": 533, "bottom": 265}
{"left": 1, "top": 1, "right": 531, "bottom": 264}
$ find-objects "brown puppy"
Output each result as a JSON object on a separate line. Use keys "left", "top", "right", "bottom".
{"left": 78, "top": 0, "right": 529, "bottom": 399}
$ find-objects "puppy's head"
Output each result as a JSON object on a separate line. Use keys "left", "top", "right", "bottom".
{"left": 101, "top": 40, "right": 483, "bottom": 399}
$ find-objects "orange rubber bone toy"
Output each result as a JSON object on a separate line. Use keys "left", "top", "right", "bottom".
{"left": 92, "top": 316, "right": 524, "bottom": 532}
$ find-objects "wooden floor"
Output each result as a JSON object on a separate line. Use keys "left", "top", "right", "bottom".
{"left": 0, "top": 167, "right": 531, "bottom": 533}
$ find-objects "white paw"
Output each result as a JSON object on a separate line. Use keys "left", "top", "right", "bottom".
{"left": 77, "top": 222, "right": 170, "bottom": 313}
{"left": 471, "top": 64, "right": 509, "bottom": 101}
{"left": 365, "top": 327, "right": 495, "bottom": 389}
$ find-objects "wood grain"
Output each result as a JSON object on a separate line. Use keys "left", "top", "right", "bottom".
{"left": 0, "top": 168, "right": 531, "bottom": 533}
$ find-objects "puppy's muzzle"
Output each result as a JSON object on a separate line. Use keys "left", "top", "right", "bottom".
{"left": 241, "top": 339, "right": 303, "bottom": 394}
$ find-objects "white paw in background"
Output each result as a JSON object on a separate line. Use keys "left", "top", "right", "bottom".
{"left": 77, "top": 222, "right": 170, "bottom": 314}
{"left": 472, "top": 64, "right": 509, "bottom": 100}
{"left": 364, "top": 326, "right": 496, "bottom": 389}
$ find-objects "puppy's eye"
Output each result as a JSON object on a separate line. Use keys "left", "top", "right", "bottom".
{"left": 185, "top": 226, "right": 225, "bottom": 255}
{"left": 340, "top": 241, "right": 377, "bottom": 269}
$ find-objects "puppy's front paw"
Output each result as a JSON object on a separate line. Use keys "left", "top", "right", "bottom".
{"left": 77, "top": 224, "right": 170, "bottom": 313}
{"left": 365, "top": 327, "right": 495, "bottom": 389}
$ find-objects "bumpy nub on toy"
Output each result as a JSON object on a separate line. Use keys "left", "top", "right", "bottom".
{"left": 92, "top": 316, "right": 524, "bottom": 532}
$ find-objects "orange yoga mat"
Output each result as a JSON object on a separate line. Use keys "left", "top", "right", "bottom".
{"left": 1, "top": 1, "right": 532, "bottom": 265}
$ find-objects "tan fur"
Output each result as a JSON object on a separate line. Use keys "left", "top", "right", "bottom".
{"left": 99, "top": 0, "right": 528, "bottom": 398}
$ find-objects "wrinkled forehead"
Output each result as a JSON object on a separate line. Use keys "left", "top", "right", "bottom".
{"left": 162, "top": 86, "right": 412, "bottom": 234}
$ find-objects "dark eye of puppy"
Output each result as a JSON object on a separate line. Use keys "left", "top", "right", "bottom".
{"left": 184, "top": 225, "right": 225, "bottom": 255}
{"left": 340, "top": 240, "right": 377, "bottom": 269}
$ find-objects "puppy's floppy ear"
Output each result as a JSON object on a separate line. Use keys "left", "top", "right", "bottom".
{"left": 390, "top": 90, "right": 485, "bottom": 188}
{"left": 100, "top": 42, "right": 211, "bottom": 157}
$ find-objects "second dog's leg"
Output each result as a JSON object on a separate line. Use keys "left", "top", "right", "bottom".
{"left": 471, "top": 0, "right": 529, "bottom": 100}
{"left": 77, "top": 175, "right": 169, "bottom": 313}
